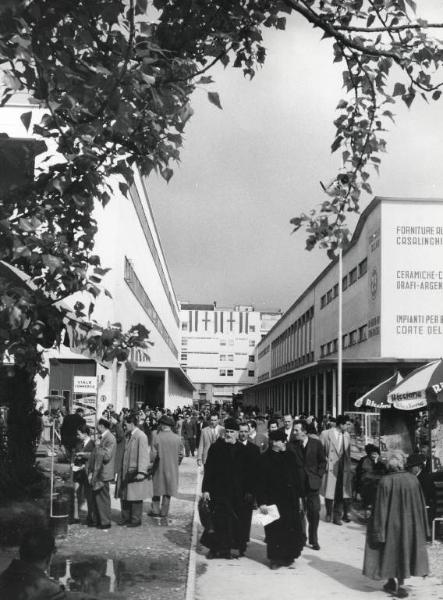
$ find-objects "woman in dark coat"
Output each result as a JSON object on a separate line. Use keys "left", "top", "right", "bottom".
{"left": 111, "top": 413, "right": 126, "bottom": 480}
{"left": 257, "top": 429, "right": 306, "bottom": 569}
{"left": 363, "top": 451, "right": 429, "bottom": 598}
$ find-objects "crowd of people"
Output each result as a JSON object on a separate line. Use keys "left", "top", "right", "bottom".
{"left": 196, "top": 409, "right": 432, "bottom": 599}
{"left": 1, "top": 403, "right": 435, "bottom": 599}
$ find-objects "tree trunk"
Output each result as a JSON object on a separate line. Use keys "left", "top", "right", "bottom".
{"left": 0, "top": 365, "right": 43, "bottom": 501}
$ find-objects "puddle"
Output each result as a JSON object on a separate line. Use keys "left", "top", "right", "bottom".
{"left": 50, "top": 555, "right": 182, "bottom": 596}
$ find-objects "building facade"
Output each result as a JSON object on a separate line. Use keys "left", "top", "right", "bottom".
{"left": 179, "top": 303, "right": 281, "bottom": 405}
{"left": 1, "top": 100, "right": 194, "bottom": 413}
{"left": 243, "top": 197, "right": 443, "bottom": 416}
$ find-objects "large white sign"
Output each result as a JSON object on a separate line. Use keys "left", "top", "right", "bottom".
{"left": 73, "top": 376, "right": 97, "bottom": 394}
{"left": 381, "top": 200, "right": 443, "bottom": 358}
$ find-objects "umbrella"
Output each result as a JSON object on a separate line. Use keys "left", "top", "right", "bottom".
{"left": 387, "top": 359, "right": 443, "bottom": 410}
{"left": 354, "top": 372, "right": 403, "bottom": 409}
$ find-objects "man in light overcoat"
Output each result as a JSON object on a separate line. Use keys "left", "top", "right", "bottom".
{"left": 319, "top": 414, "right": 352, "bottom": 525}
{"left": 149, "top": 415, "right": 183, "bottom": 517}
{"left": 88, "top": 418, "right": 116, "bottom": 529}
{"left": 197, "top": 413, "right": 225, "bottom": 467}
{"left": 116, "top": 413, "right": 150, "bottom": 527}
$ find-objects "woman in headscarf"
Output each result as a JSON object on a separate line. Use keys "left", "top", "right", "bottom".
{"left": 363, "top": 451, "right": 429, "bottom": 598}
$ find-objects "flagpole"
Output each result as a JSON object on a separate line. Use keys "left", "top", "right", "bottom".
{"left": 337, "top": 246, "right": 343, "bottom": 416}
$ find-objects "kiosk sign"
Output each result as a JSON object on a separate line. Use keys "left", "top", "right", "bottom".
{"left": 73, "top": 376, "right": 97, "bottom": 394}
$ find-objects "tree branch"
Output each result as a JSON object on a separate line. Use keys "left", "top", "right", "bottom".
{"left": 335, "top": 23, "right": 443, "bottom": 33}
{"left": 285, "top": 0, "right": 405, "bottom": 62}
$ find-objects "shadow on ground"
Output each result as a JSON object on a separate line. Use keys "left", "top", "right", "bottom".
{"left": 303, "top": 552, "right": 381, "bottom": 593}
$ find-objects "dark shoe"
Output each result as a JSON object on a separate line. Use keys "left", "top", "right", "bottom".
{"left": 383, "top": 579, "right": 397, "bottom": 594}
{"left": 270, "top": 561, "right": 279, "bottom": 570}
{"left": 325, "top": 514, "right": 332, "bottom": 523}
{"left": 396, "top": 588, "right": 408, "bottom": 599}
{"left": 281, "top": 559, "right": 294, "bottom": 567}
{"left": 87, "top": 522, "right": 96, "bottom": 528}
{"left": 342, "top": 515, "right": 351, "bottom": 523}
{"left": 148, "top": 510, "right": 160, "bottom": 517}
{"left": 99, "top": 524, "right": 111, "bottom": 529}
{"left": 218, "top": 551, "right": 232, "bottom": 559}
{"left": 126, "top": 522, "right": 141, "bottom": 528}
{"left": 311, "top": 543, "right": 320, "bottom": 551}
{"left": 206, "top": 550, "right": 217, "bottom": 560}
{"left": 333, "top": 519, "right": 343, "bottom": 526}
{"left": 117, "top": 520, "right": 129, "bottom": 526}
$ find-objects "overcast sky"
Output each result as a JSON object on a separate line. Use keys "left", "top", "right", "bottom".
{"left": 148, "top": 2, "right": 443, "bottom": 312}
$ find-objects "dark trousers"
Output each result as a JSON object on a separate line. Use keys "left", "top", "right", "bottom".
{"left": 304, "top": 490, "right": 320, "bottom": 545}
{"left": 92, "top": 481, "right": 112, "bottom": 526}
{"left": 325, "top": 497, "right": 351, "bottom": 519}
{"left": 183, "top": 438, "right": 196, "bottom": 457}
{"left": 121, "top": 500, "right": 143, "bottom": 525}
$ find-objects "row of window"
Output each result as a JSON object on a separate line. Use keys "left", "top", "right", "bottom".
{"left": 271, "top": 351, "right": 315, "bottom": 377}
{"left": 220, "top": 369, "right": 255, "bottom": 377}
{"left": 320, "top": 258, "right": 367, "bottom": 309}
{"left": 130, "top": 186, "right": 180, "bottom": 327}
{"left": 271, "top": 306, "right": 314, "bottom": 373}
{"left": 181, "top": 337, "right": 256, "bottom": 347}
{"left": 181, "top": 353, "right": 255, "bottom": 362}
{"left": 258, "top": 345, "right": 270, "bottom": 359}
{"left": 320, "top": 323, "right": 368, "bottom": 357}
{"left": 124, "top": 258, "right": 178, "bottom": 358}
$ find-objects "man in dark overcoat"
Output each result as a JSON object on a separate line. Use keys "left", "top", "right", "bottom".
{"left": 201, "top": 417, "right": 253, "bottom": 559}
{"left": 181, "top": 413, "right": 197, "bottom": 457}
{"left": 288, "top": 419, "right": 326, "bottom": 550}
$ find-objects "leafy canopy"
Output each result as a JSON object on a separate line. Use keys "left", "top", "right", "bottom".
{"left": 0, "top": 0, "right": 442, "bottom": 369}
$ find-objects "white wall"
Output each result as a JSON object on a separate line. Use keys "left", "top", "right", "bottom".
{"left": 381, "top": 199, "right": 443, "bottom": 358}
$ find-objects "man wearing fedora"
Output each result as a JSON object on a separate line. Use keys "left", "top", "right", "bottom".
{"left": 115, "top": 412, "right": 150, "bottom": 527}
{"left": 148, "top": 414, "right": 183, "bottom": 518}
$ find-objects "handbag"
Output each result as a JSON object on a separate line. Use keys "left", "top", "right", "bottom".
{"left": 198, "top": 497, "right": 215, "bottom": 533}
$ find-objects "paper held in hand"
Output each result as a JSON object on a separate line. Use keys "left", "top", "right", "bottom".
{"left": 251, "top": 504, "right": 280, "bottom": 527}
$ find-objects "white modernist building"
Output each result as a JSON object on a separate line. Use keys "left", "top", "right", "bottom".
{"left": 243, "top": 197, "right": 443, "bottom": 416}
{"left": 0, "top": 100, "right": 194, "bottom": 413}
{"left": 179, "top": 303, "right": 281, "bottom": 405}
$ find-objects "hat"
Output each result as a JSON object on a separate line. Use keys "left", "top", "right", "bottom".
{"left": 223, "top": 417, "right": 239, "bottom": 431}
{"left": 158, "top": 415, "right": 175, "bottom": 427}
{"left": 365, "top": 444, "right": 380, "bottom": 455}
{"left": 406, "top": 453, "right": 426, "bottom": 468}
{"left": 268, "top": 429, "right": 286, "bottom": 442}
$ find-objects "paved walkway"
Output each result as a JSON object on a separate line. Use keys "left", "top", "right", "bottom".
{"left": 195, "top": 505, "right": 443, "bottom": 600}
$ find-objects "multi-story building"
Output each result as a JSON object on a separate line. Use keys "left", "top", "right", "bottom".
{"left": 243, "top": 197, "right": 443, "bottom": 416}
{"left": 179, "top": 303, "right": 281, "bottom": 405}
{"left": 1, "top": 100, "right": 194, "bottom": 413}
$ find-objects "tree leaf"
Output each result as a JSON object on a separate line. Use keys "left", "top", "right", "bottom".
{"left": 393, "top": 82, "right": 406, "bottom": 96}
{"left": 207, "top": 91, "right": 222, "bottom": 109}
{"left": 20, "top": 111, "right": 32, "bottom": 132}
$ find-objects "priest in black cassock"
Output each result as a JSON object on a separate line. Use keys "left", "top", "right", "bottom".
{"left": 257, "top": 428, "right": 306, "bottom": 569}
{"left": 200, "top": 417, "right": 254, "bottom": 559}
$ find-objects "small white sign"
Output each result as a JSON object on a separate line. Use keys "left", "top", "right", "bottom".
{"left": 73, "top": 376, "right": 97, "bottom": 394}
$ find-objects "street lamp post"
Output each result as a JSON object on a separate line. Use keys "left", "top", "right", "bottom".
{"left": 337, "top": 247, "right": 343, "bottom": 416}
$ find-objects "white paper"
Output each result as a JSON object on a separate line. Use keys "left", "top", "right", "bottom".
{"left": 251, "top": 504, "right": 280, "bottom": 527}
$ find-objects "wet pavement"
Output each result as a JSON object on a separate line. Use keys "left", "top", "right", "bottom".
{"left": 0, "top": 457, "right": 199, "bottom": 600}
